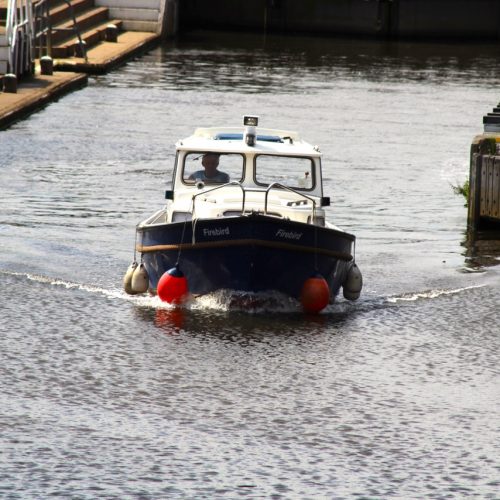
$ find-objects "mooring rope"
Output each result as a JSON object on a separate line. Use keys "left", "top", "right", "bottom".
{"left": 176, "top": 197, "right": 195, "bottom": 266}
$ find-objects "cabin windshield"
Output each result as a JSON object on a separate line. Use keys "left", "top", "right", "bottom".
{"left": 255, "top": 154, "right": 315, "bottom": 190}
{"left": 182, "top": 152, "right": 244, "bottom": 185}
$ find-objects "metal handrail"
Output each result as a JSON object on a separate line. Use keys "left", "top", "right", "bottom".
{"left": 5, "top": 0, "right": 34, "bottom": 77}
{"left": 264, "top": 182, "right": 317, "bottom": 220}
{"left": 59, "top": 0, "right": 87, "bottom": 61}
{"left": 190, "top": 181, "right": 318, "bottom": 223}
{"left": 33, "top": 0, "right": 88, "bottom": 62}
{"left": 191, "top": 181, "right": 247, "bottom": 216}
{"left": 33, "top": 0, "right": 51, "bottom": 59}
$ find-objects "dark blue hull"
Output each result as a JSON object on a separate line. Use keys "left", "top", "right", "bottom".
{"left": 137, "top": 214, "right": 355, "bottom": 300}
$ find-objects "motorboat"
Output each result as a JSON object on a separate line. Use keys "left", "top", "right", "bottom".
{"left": 125, "top": 116, "right": 362, "bottom": 312}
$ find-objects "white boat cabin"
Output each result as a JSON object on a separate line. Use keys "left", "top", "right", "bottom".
{"left": 142, "top": 117, "right": 331, "bottom": 228}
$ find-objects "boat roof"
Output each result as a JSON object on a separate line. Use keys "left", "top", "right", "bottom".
{"left": 176, "top": 126, "right": 322, "bottom": 157}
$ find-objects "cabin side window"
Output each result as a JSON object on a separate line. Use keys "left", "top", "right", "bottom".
{"left": 254, "top": 155, "right": 315, "bottom": 190}
{"left": 182, "top": 152, "right": 244, "bottom": 185}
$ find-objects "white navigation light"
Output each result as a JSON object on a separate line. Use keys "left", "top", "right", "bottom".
{"left": 243, "top": 115, "right": 259, "bottom": 146}
{"left": 243, "top": 115, "right": 259, "bottom": 126}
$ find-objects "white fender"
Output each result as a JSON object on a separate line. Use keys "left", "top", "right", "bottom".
{"left": 131, "top": 263, "right": 149, "bottom": 294}
{"left": 343, "top": 263, "right": 362, "bottom": 301}
{"left": 123, "top": 261, "right": 138, "bottom": 295}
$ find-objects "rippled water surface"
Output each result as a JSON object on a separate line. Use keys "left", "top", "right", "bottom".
{"left": 1, "top": 32, "right": 499, "bottom": 499}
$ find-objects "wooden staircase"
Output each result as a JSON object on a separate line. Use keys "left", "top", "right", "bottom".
{"left": 1, "top": 0, "right": 164, "bottom": 76}
{"left": 35, "top": 0, "right": 124, "bottom": 59}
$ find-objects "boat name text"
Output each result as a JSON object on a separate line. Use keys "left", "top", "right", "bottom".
{"left": 204, "top": 227, "right": 230, "bottom": 237}
{"left": 276, "top": 229, "right": 303, "bottom": 240}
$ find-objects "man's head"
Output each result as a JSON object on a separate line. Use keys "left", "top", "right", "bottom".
{"left": 201, "top": 154, "right": 220, "bottom": 177}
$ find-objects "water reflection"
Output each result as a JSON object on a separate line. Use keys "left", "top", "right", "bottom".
{"left": 134, "top": 303, "right": 354, "bottom": 341}
{"left": 99, "top": 30, "right": 500, "bottom": 94}
{"left": 155, "top": 307, "right": 186, "bottom": 332}
{"left": 463, "top": 230, "right": 500, "bottom": 269}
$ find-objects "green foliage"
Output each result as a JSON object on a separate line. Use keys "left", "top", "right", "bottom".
{"left": 479, "top": 138, "right": 497, "bottom": 155}
{"left": 452, "top": 179, "right": 469, "bottom": 207}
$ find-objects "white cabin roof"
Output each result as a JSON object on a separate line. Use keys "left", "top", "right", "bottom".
{"left": 176, "top": 126, "right": 321, "bottom": 157}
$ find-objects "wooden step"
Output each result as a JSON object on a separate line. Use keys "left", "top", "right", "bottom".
{"left": 50, "top": 6, "right": 110, "bottom": 45}
{"left": 50, "top": 18, "right": 123, "bottom": 58}
{"left": 48, "top": 0, "right": 97, "bottom": 27}
{"left": 0, "top": 0, "right": 6, "bottom": 24}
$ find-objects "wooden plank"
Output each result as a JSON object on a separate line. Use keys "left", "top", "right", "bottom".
{"left": 487, "top": 156, "right": 494, "bottom": 216}
{"left": 480, "top": 155, "right": 489, "bottom": 217}
{"left": 489, "top": 157, "right": 496, "bottom": 216}
{"left": 493, "top": 157, "right": 500, "bottom": 219}
{"left": 468, "top": 152, "right": 482, "bottom": 229}
{"left": 480, "top": 155, "right": 500, "bottom": 220}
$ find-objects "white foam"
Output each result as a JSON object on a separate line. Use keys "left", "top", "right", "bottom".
{"left": 190, "top": 289, "right": 301, "bottom": 313}
{"left": 0, "top": 270, "right": 303, "bottom": 313}
{"left": 1, "top": 269, "right": 131, "bottom": 302}
{"left": 387, "top": 284, "right": 485, "bottom": 303}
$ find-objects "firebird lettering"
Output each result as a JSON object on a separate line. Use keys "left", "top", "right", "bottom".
{"left": 276, "top": 229, "right": 303, "bottom": 240}
{"left": 203, "top": 227, "right": 230, "bottom": 237}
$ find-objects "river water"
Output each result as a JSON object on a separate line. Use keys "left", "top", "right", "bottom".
{"left": 1, "top": 31, "right": 499, "bottom": 499}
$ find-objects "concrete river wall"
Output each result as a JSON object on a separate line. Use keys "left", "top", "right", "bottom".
{"left": 180, "top": 0, "right": 500, "bottom": 40}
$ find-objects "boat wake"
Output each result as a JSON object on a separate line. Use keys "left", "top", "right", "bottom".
{"left": 387, "top": 284, "right": 486, "bottom": 303}
{"left": 1, "top": 269, "right": 349, "bottom": 314}
{"left": 0, "top": 270, "right": 303, "bottom": 312}
{"left": 1, "top": 270, "right": 128, "bottom": 300}
{"left": 1, "top": 269, "right": 488, "bottom": 315}
{"left": 190, "top": 289, "right": 302, "bottom": 313}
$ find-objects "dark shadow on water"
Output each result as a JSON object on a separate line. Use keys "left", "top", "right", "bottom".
{"left": 171, "top": 29, "right": 500, "bottom": 60}
{"left": 106, "top": 29, "right": 500, "bottom": 94}
{"left": 165, "top": 30, "right": 500, "bottom": 75}
{"left": 463, "top": 230, "right": 500, "bottom": 270}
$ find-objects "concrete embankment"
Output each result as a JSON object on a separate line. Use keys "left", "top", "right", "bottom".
{"left": 180, "top": 0, "right": 500, "bottom": 40}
